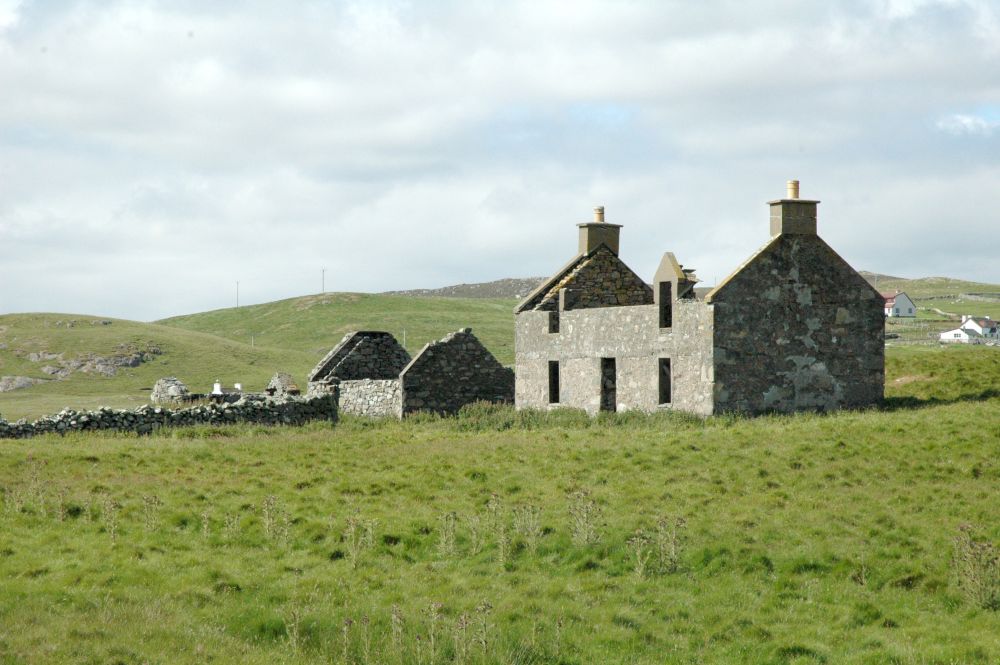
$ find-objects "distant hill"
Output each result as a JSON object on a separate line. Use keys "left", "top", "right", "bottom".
{"left": 859, "top": 272, "right": 1000, "bottom": 319}
{"left": 381, "top": 277, "right": 546, "bottom": 299}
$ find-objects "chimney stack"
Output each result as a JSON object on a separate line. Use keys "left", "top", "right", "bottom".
{"left": 577, "top": 205, "right": 622, "bottom": 255}
{"left": 769, "top": 179, "right": 819, "bottom": 237}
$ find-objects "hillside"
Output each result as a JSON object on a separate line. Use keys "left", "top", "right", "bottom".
{"left": 0, "top": 313, "right": 313, "bottom": 421}
{"left": 861, "top": 272, "right": 1000, "bottom": 319}
{"left": 158, "top": 293, "right": 519, "bottom": 364}
{"left": 382, "top": 277, "right": 546, "bottom": 299}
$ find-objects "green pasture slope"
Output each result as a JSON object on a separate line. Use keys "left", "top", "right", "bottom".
{"left": 0, "top": 313, "right": 314, "bottom": 421}
{"left": 1, "top": 345, "right": 999, "bottom": 664}
{"left": 159, "top": 293, "right": 520, "bottom": 364}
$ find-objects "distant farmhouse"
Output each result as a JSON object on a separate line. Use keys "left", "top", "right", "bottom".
{"left": 514, "top": 181, "right": 885, "bottom": 416}
{"left": 882, "top": 291, "right": 917, "bottom": 318}
{"left": 939, "top": 315, "right": 999, "bottom": 344}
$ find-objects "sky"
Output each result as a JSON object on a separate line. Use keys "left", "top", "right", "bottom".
{"left": 1, "top": 0, "right": 998, "bottom": 321}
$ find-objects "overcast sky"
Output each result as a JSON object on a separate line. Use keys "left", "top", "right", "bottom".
{"left": 1, "top": 0, "right": 998, "bottom": 320}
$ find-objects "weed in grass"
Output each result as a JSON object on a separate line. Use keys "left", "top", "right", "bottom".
{"left": 475, "top": 600, "right": 493, "bottom": 657}
{"left": 361, "top": 614, "right": 372, "bottom": 665}
{"left": 342, "top": 617, "right": 353, "bottom": 664}
{"left": 223, "top": 513, "right": 240, "bottom": 540}
{"left": 261, "top": 495, "right": 278, "bottom": 539}
{"left": 426, "top": 602, "right": 443, "bottom": 665}
{"left": 102, "top": 495, "right": 120, "bottom": 542}
{"left": 568, "top": 489, "right": 601, "bottom": 546}
{"left": 141, "top": 494, "right": 162, "bottom": 531}
{"left": 437, "top": 511, "right": 457, "bottom": 559}
{"left": 345, "top": 513, "right": 378, "bottom": 569}
{"left": 466, "top": 513, "right": 484, "bottom": 555}
{"left": 627, "top": 529, "right": 652, "bottom": 579}
{"left": 655, "top": 515, "right": 686, "bottom": 574}
{"left": 512, "top": 504, "right": 542, "bottom": 554}
{"left": 200, "top": 510, "right": 210, "bottom": 539}
{"left": 953, "top": 524, "right": 1000, "bottom": 610}
{"left": 285, "top": 606, "right": 302, "bottom": 653}
{"left": 452, "top": 612, "right": 471, "bottom": 665}
{"left": 496, "top": 520, "right": 511, "bottom": 570}
{"left": 390, "top": 604, "right": 405, "bottom": 664}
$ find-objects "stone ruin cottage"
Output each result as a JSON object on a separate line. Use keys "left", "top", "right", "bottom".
{"left": 514, "top": 181, "right": 884, "bottom": 416}
{"left": 307, "top": 328, "right": 514, "bottom": 417}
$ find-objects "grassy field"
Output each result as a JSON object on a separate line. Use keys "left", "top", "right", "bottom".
{"left": 1, "top": 345, "right": 999, "bottom": 664}
{"left": 863, "top": 273, "right": 1000, "bottom": 321}
{"left": 158, "top": 293, "right": 520, "bottom": 364}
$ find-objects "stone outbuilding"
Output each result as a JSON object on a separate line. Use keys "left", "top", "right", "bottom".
{"left": 265, "top": 372, "right": 301, "bottom": 397}
{"left": 308, "top": 328, "right": 514, "bottom": 417}
{"left": 514, "top": 182, "right": 885, "bottom": 416}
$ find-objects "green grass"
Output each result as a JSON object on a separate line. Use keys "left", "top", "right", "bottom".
{"left": 0, "top": 313, "right": 313, "bottom": 421}
{"left": 1, "top": 346, "right": 999, "bottom": 663}
{"left": 158, "top": 293, "right": 519, "bottom": 363}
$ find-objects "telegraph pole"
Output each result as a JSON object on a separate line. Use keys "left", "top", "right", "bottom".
{"left": 322, "top": 268, "right": 326, "bottom": 294}
{"left": 236, "top": 281, "right": 240, "bottom": 309}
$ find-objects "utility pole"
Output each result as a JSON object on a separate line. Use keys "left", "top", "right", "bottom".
{"left": 236, "top": 281, "right": 240, "bottom": 309}
{"left": 322, "top": 268, "right": 326, "bottom": 294}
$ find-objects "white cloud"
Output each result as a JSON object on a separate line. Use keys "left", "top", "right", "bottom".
{"left": 1, "top": 0, "right": 999, "bottom": 319}
{"left": 936, "top": 113, "right": 998, "bottom": 135}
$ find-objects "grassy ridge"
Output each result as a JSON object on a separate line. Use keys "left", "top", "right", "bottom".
{"left": 158, "top": 293, "right": 520, "bottom": 363}
{"left": 0, "top": 346, "right": 999, "bottom": 663}
{"left": 863, "top": 273, "right": 1000, "bottom": 320}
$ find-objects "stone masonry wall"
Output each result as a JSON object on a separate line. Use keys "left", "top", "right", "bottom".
{"left": 337, "top": 379, "right": 402, "bottom": 418}
{"left": 533, "top": 247, "right": 653, "bottom": 312}
{"left": 0, "top": 394, "right": 337, "bottom": 439}
{"left": 400, "top": 328, "right": 514, "bottom": 415}
{"left": 709, "top": 235, "right": 884, "bottom": 414}
{"left": 308, "top": 332, "right": 411, "bottom": 383}
{"left": 515, "top": 301, "right": 715, "bottom": 416}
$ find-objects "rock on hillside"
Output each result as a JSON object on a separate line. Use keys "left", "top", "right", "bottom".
{"left": 381, "top": 277, "right": 546, "bottom": 299}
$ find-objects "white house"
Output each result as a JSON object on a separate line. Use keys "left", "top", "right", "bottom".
{"left": 882, "top": 291, "right": 916, "bottom": 317}
{"left": 939, "top": 315, "right": 998, "bottom": 344}
{"left": 959, "top": 315, "right": 999, "bottom": 338}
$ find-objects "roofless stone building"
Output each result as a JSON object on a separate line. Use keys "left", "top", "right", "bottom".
{"left": 514, "top": 181, "right": 884, "bottom": 416}
{"left": 308, "top": 329, "right": 514, "bottom": 417}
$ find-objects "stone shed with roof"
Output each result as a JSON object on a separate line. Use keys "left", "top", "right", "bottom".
{"left": 514, "top": 182, "right": 885, "bottom": 416}
{"left": 308, "top": 328, "right": 514, "bottom": 417}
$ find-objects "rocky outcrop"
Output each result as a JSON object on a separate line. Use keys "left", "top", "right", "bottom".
{"left": 0, "top": 376, "right": 47, "bottom": 393}
{"left": 20, "top": 342, "right": 162, "bottom": 379}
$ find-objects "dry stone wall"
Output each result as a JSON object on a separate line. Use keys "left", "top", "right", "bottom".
{"left": 401, "top": 328, "right": 514, "bottom": 415}
{"left": 0, "top": 394, "right": 337, "bottom": 439}
{"left": 337, "top": 379, "right": 402, "bottom": 417}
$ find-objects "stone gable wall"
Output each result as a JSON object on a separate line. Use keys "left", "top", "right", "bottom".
{"left": 324, "top": 335, "right": 411, "bottom": 381}
{"left": 401, "top": 329, "right": 514, "bottom": 415}
{"left": 337, "top": 379, "right": 402, "bottom": 418}
{"left": 710, "top": 235, "right": 884, "bottom": 414}
{"left": 0, "top": 394, "right": 338, "bottom": 439}
{"left": 534, "top": 247, "right": 653, "bottom": 312}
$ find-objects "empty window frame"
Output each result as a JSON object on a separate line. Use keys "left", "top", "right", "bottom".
{"left": 600, "top": 357, "right": 617, "bottom": 412}
{"left": 548, "top": 310, "right": 559, "bottom": 334}
{"left": 658, "top": 358, "right": 672, "bottom": 405}
{"left": 548, "top": 361, "right": 560, "bottom": 404}
{"left": 658, "top": 281, "right": 673, "bottom": 328}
